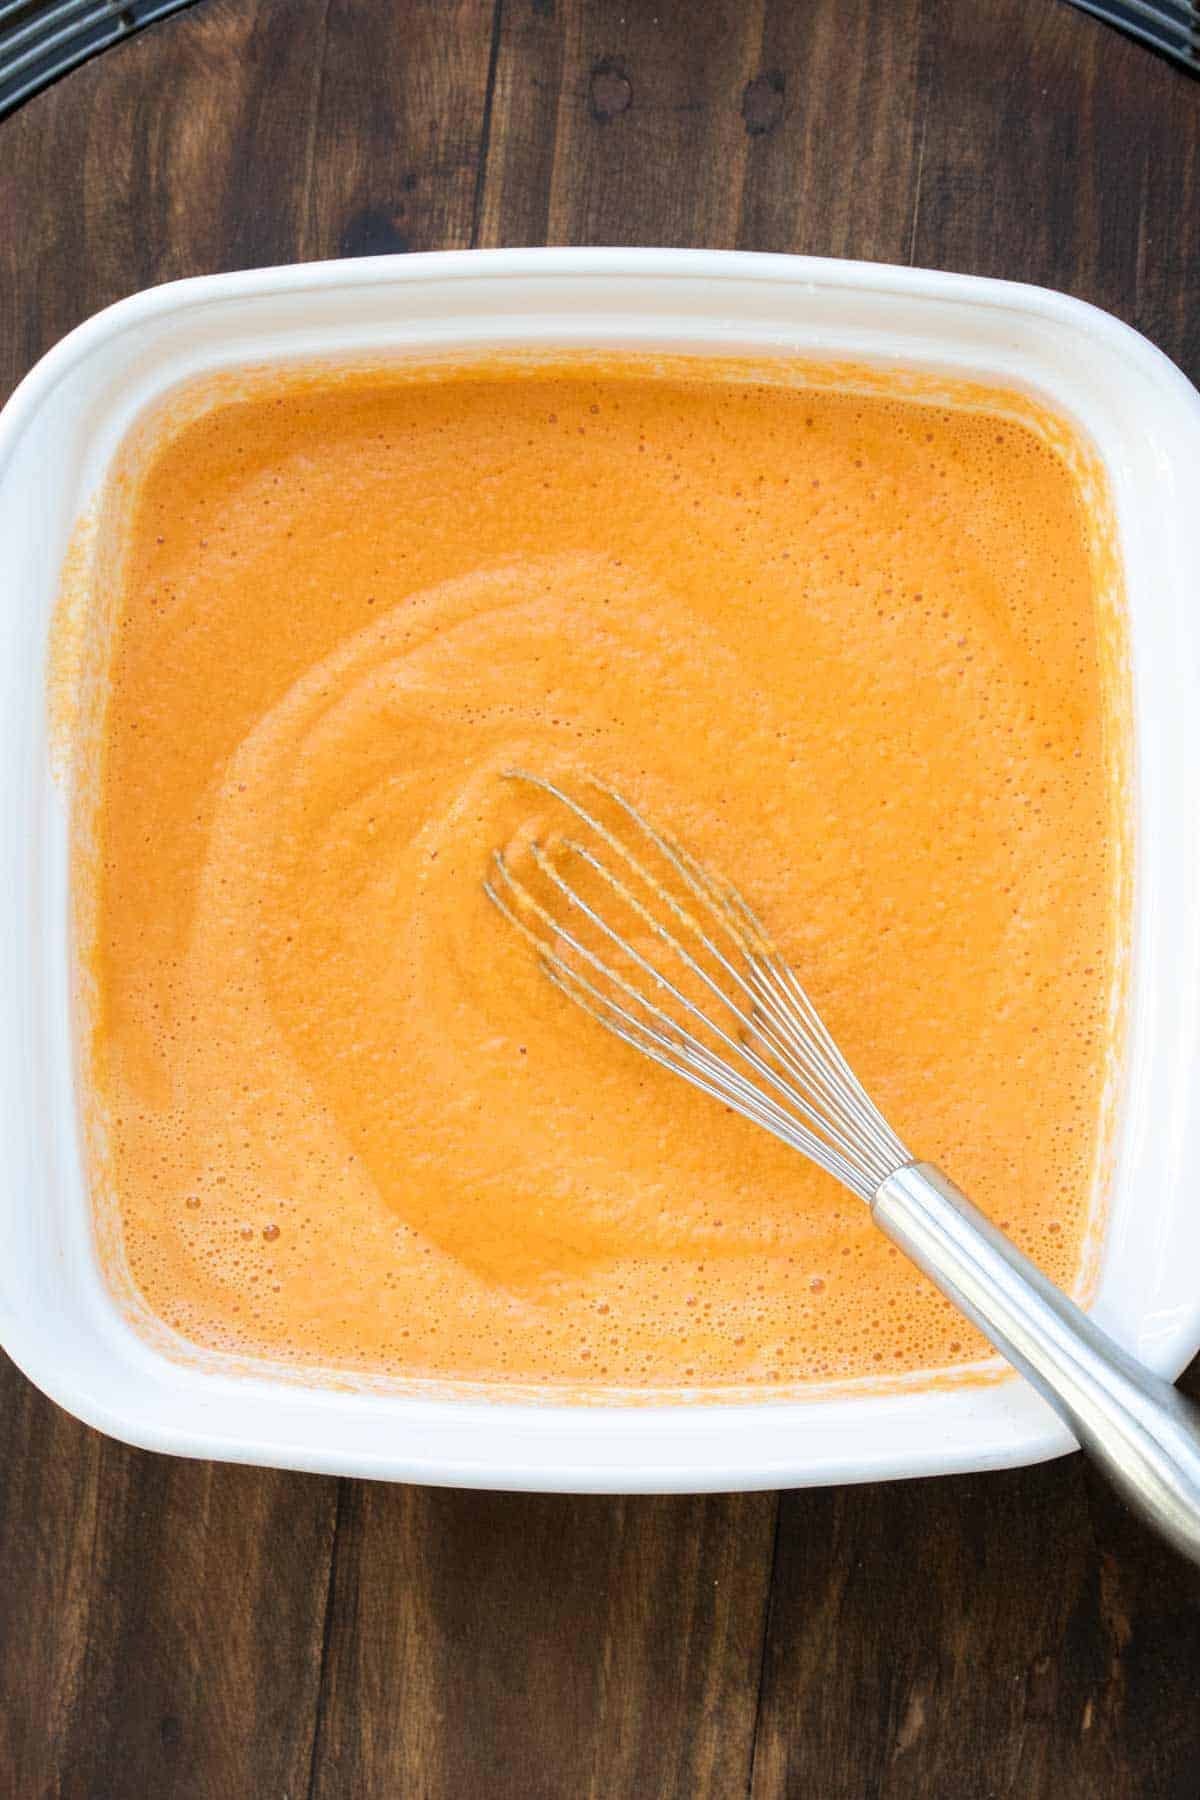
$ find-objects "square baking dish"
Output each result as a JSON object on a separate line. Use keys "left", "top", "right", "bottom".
{"left": 3, "top": 247, "right": 1200, "bottom": 1492}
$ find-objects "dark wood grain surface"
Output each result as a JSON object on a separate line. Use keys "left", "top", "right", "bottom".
{"left": 2, "top": 3, "right": 1199, "bottom": 1795}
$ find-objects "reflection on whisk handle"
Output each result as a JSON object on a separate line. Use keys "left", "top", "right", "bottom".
{"left": 873, "top": 1163, "right": 1200, "bottom": 1567}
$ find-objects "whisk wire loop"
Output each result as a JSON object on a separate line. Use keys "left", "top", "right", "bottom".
{"left": 485, "top": 773, "right": 910, "bottom": 1200}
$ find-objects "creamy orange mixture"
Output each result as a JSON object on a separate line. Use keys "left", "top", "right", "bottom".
{"left": 81, "top": 356, "right": 1120, "bottom": 1392}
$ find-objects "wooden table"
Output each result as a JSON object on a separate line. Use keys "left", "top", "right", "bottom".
{"left": 3, "top": 3, "right": 1199, "bottom": 1794}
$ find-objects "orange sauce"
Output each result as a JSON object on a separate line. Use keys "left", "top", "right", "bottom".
{"left": 80, "top": 355, "right": 1122, "bottom": 1392}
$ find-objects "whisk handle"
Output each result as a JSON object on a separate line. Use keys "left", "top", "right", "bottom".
{"left": 873, "top": 1162, "right": 1200, "bottom": 1566}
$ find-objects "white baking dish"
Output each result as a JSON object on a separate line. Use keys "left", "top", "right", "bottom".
{"left": 3, "top": 247, "right": 1200, "bottom": 1492}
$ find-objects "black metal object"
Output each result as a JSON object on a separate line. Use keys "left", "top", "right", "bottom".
{"left": 1063, "top": 0, "right": 1200, "bottom": 71}
{"left": 0, "top": 0, "right": 203, "bottom": 117}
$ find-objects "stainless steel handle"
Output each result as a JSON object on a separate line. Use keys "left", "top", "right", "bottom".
{"left": 873, "top": 1162, "right": 1200, "bottom": 1565}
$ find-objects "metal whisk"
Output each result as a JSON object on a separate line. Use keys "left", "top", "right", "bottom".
{"left": 487, "top": 772, "right": 1200, "bottom": 1564}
